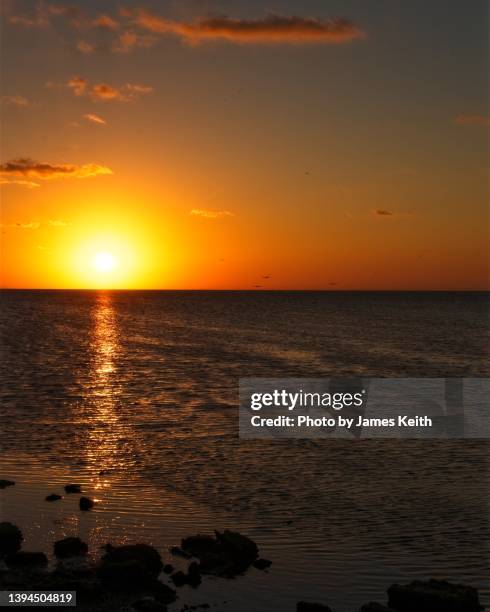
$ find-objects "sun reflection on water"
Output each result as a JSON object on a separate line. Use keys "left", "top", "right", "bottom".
{"left": 84, "top": 292, "right": 126, "bottom": 486}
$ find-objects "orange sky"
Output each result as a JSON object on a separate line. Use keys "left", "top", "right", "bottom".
{"left": 1, "top": 0, "right": 488, "bottom": 290}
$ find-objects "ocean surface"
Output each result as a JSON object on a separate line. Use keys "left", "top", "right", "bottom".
{"left": 1, "top": 290, "right": 489, "bottom": 611}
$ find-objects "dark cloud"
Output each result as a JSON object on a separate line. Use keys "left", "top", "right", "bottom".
{"left": 1, "top": 158, "right": 113, "bottom": 185}
{"left": 124, "top": 10, "right": 366, "bottom": 45}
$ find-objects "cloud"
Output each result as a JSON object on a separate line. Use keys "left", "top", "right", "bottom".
{"left": 90, "top": 82, "right": 153, "bottom": 101}
{"left": 68, "top": 76, "right": 88, "bottom": 96}
{"left": 93, "top": 14, "right": 119, "bottom": 30}
{"left": 113, "top": 31, "right": 157, "bottom": 53}
{"left": 190, "top": 209, "right": 234, "bottom": 218}
{"left": 65, "top": 77, "right": 153, "bottom": 102}
{"left": 77, "top": 40, "right": 95, "bottom": 54}
{"left": 124, "top": 10, "right": 366, "bottom": 45}
{"left": 0, "top": 178, "right": 40, "bottom": 188}
{"left": 0, "top": 221, "right": 41, "bottom": 229}
{"left": 1, "top": 95, "right": 30, "bottom": 107}
{"left": 374, "top": 209, "right": 393, "bottom": 216}
{"left": 0, "top": 158, "right": 113, "bottom": 184}
{"left": 454, "top": 114, "right": 490, "bottom": 127}
{"left": 83, "top": 113, "right": 106, "bottom": 125}
{"left": 8, "top": 3, "right": 83, "bottom": 28}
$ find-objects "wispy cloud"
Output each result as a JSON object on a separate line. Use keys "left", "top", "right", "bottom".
{"left": 0, "top": 178, "right": 40, "bottom": 188}
{"left": 66, "top": 77, "right": 153, "bottom": 102}
{"left": 83, "top": 113, "right": 106, "bottom": 125}
{"left": 1, "top": 95, "right": 30, "bottom": 107}
{"left": 77, "top": 40, "right": 95, "bottom": 54}
{"left": 0, "top": 221, "right": 41, "bottom": 229}
{"left": 67, "top": 76, "right": 88, "bottom": 96}
{"left": 8, "top": 3, "right": 83, "bottom": 28}
{"left": 454, "top": 114, "right": 490, "bottom": 127}
{"left": 123, "top": 10, "right": 366, "bottom": 45}
{"left": 0, "top": 158, "right": 113, "bottom": 185}
{"left": 93, "top": 14, "right": 119, "bottom": 30}
{"left": 113, "top": 31, "right": 157, "bottom": 53}
{"left": 190, "top": 209, "right": 234, "bottom": 218}
{"left": 374, "top": 209, "right": 393, "bottom": 216}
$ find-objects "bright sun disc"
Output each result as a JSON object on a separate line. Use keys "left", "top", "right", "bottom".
{"left": 93, "top": 251, "right": 117, "bottom": 273}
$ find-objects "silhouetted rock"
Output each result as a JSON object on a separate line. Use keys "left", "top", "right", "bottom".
{"left": 183, "top": 561, "right": 201, "bottom": 588}
{"left": 180, "top": 530, "right": 259, "bottom": 577}
{"left": 0, "top": 522, "right": 23, "bottom": 556}
{"left": 297, "top": 603, "right": 332, "bottom": 612}
{"left": 253, "top": 558, "right": 272, "bottom": 570}
{"left": 162, "top": 564, "right": 174, "bottom": 574}
{"left": 181, "top": 535, "right": 216, "bottom": 556}
{"left": 360, "top": 604, "right": 398, "bottom": 612}
{"left": 387, "top": 579, "right": 481, "bottom": 612}
{"left": 45, "top": 493, "right": 62, "bottom": 502}
{"left": 0, "top": 479, "right": 15, "bottom": 489}
{"left": 79, "top": 496, "right": 94, "bottom": 511}
{"left": 131, "top": 597, "right": 168, "bottom": 612}
{"left": 170, "top": 545, "right": 192, "bottom": 559}
{"left": 64, "top": 484, "right": 81, "bottom": 494}
{"left": 97, "top": 543, "right": 174, "bottom": 601}
{"left": 54, "top": 537, "right": 88, "bottom": 558}
{"left": 5, "top": 551, "right": 48, "bottom": 568}
{"left": 170, "top": 570, "right": 187, "bottom": 587}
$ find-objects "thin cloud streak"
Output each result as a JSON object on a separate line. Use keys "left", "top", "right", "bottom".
{"left": 1, "top": 158, "right": 113, "bottom": 183}
{"left": 1, "top": 95, "right": 30, "bottom": 107}
{"left": 83, "top": 113, "right": 106, "bottom": 125}
{"left": 123, "top": 10, "right": 366, "bottom": 45}
{"left": 67, "top": 77, "right": 153, "bottom": 102}
{"left": 190, "top": 209, "right": 234, "bottom": 219}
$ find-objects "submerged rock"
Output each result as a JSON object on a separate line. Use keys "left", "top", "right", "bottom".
{"left": 253, "top": 558, "right": 272, "bottom": 570}
{"left": 0, "top": 480, "right": 15, "bottom": 489}
{"left": 54, "top": 537, "right": 88, "bottom": 558}
{"left": 79, "top": 496, "right": 94, "bottom": 511}
{"left": 180, "top": 530, "right": 259, "bottom": 577}
{"left": 0, "top": 522, "right": 23, "bottom": 556}
{"left": 5, "top": 551, "right": 48, "bottom": 568}
{"left": 387, "top": 579, "right": 481, "bottom": 612}
{"left": 297, "top": 603, "right": 332, "bottom": 612}
{"left": 64, "top": 484, "right": 82, "bottom": 494}
{"left": 45, "top": 493, "right": 62, "bottom": 502}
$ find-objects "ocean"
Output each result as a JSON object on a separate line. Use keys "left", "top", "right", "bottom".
{"left": 1, "top": 290, "right": 488, "bottom": 611}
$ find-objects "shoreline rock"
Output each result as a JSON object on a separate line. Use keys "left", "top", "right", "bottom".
{"left": 0, "top": 480, "right": 15, "bottom": 489}
{"left": 45, "top": 493, "right": 62, "bottom": 502}
{"left": 54, "top": 537, "right": 88, "bottom": 559}
{"left": 0, "top": 522, "right": 23, "bottom": 556}
{"left": 387, "top": 579, "right": 481, "bottom": 612}
{"left": 180, "top": 530, "right": 259, "bottom": 577}
{"left": 79, "top": 496, "right": 94, "bottom": 511}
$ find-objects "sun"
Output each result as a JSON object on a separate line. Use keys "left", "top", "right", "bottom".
{"left": 93, "top": 251, "right": 118, "bottom": 273}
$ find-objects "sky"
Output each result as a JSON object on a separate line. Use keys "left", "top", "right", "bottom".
{"left": 1, "top": 0, "right": 488, "bottom": 289}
